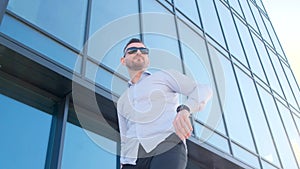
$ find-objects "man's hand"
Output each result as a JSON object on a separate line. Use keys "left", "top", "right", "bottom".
{"left": 173, "top": 110, "right": 193, "bottom": 140}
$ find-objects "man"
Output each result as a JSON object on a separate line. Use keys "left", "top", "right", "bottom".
{"left": 117, "top": 38, "right": 212, "bottom": 169}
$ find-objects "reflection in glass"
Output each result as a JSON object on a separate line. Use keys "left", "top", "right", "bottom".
{"left": 0, "top": 15, "right": 81, "bottom": 73}
{"left": 85, "top": 61, "right": 127, "bottom": 96}
{"left": 258, "top": 85, "right": 299, "bottom": 169}
{"left": 232, "top": 143, "right": 260, "bottom": 169}
{"left": 88, "top": 0, "right": 139, "bottom": 62}
{"left": 144, "top": 34, "right": 182, "bottom": 72}
{"left": 197, "top": 0, "right": 226, "bottom": 47}
{"left": 276, "top": 100, "right": 300, "bottom": 160}
{"left": 182, "top": 43, "right": 225, "bottom": 134}
{"left": 0, "top": 94, "right": 52, "bottom": 169}
{"left": 62, "top": 122, "right": 117, "bottom": 169}
{"left": 213, "top": 51, "right": 255, "bottom": 152}
{"left": 252, "top": 35, "right": 284, "bottom": 97}
{"left": 8, "top": 0, "right": 87, "bottom": 49}
{"left": 238, "top": 0, "right": 258, "bottom": 32}
{"left": 216, "top": 2, "right": 248, "bottom": 67}
{"left": 282, "top": 64, "right": 300, "bottom": 111}
{"left": 235, "top": 68, "right": 280, "bottom": 166}
{"left": 235, "top": 17, "right": 267, "bottom": 82}
{"left": 89, "top": 0, "right": 139, "bottom": 37}
{"left": 262, "top": 15, "right": 285, "bottom": 58}
{"left": 194, "top": 124, "right": 229, "bottom": 154}
{"left": 174, "top": 0, "right": 201, "bottom": 27}
{"left": 248, "top": 2, "right": 272, "bottom": 46}
{"left": 227, "top": 0, "right": 243, "bottom": 17}
{"left": 268, "top": 49, "right": 298, "bottom": 109}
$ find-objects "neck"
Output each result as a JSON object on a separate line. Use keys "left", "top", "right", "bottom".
{"left": 129, "top": 69, "right": 145, "bottom": 84}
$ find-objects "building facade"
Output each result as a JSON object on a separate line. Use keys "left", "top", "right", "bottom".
{"left": 0, "top": 0, "right": 300, "bottom": 169}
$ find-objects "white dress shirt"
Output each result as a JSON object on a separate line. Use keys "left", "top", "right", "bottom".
{"left": 117, "top": 69, "right": 212, "bottom": 165}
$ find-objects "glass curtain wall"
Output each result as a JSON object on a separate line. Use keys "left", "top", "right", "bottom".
{"left": 1, "top": 0, "right": 299, "bottom": 169}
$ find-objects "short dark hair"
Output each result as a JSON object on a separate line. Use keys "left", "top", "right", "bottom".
{"left": 123, "top": 38, "right": 144, "bottom": 52}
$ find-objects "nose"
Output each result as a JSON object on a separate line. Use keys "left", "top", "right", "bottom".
{"left": 136, "top": 49, "right": 142, "bottom": 54}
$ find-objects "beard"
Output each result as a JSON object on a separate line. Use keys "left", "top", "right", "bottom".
{"left": 126, "top": 56, "right": 149, "bottom": 71}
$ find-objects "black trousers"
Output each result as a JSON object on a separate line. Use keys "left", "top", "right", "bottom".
{"left": 122, "top": 134, "right": 187, "bottom": 169}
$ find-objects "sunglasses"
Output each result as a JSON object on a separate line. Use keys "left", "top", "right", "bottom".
{"left": 125, "top": 47, "right": 149, "bottom": 55}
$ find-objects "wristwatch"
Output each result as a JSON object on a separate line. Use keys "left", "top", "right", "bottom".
{"left": 176, "top": 104, "right": 190, "bottom": 113}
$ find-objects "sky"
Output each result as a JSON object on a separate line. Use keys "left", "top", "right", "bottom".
{"left": 262, "top": 0, "right": 300, "bottom": 87}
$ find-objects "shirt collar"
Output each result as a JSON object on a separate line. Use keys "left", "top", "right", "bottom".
{"left": 128, "top": 70, "right": 152, "bottom": 87}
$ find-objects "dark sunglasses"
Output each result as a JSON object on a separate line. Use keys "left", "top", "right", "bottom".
{"left": 125, "top": 47, "right": 149, "bottom": 55}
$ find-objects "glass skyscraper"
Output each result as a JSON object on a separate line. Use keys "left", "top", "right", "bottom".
{"left": 1, "top": 0, "right": 299, "bottom": 169}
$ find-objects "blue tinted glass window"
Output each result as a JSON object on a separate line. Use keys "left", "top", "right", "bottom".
{"left": 195, "top": 124, "right": 229, "bottom": 154}
{"left": 235, "top": 18, "right": 267, "bottom": 82}
{"left": 197, "top": 0, "right": 226, "bottom": 47}
{"left": 228, "top": 0, "right": 243, "bottom": 17}
{"left": 89, "top": 0, "right": 139, "bottom": 36}
{"left": 174, "top": 0, "right": 201, "bottom": 26}
{"left": 0, "top": 94, "right": 52, "bottom": 169}
{"left": 268, "top": 49, "right": 298, "bottom": 109}
{"left": 276, "top": 101, "right": 300, "bottom": 167}
{"left": 252, "top": 35, "right": 284, "bottom": 97}
{"left": 232, "top": 143, "right": 260, "bottom": 168}
{"left": 235, "top": 68, "right": 280, "bottom": 166}
{"left": 0, "top": 14, "right": 81, "bottom": 73}
{"left": 85, "top": 61, "right": 127, "bottom": 96}
{"left": 258, "top": 85, "right": 299, "bottom": 169}
{"left": 142, "top": 0, "right": 173, "bottom": 13}
{"left": 238, "top": 0, "right": 258, "bottom": 32}
{"left": 182, "top": 43, "right": 225, "bottom": 134}
{"left": 144, "top": 34, "right": 182, "bottom": 72}
{"left": 87, "top": 1, "right": 139, "bottom": 61}
{"left": 177, "top": 21, "right": 226, "bottom": 135}
{"left": 62, "top": 123, "right": 117, "bottom": 169}
{"left": 262, "top": 16, "right": 285, "bottom": 58}
{"left": 248, "top": 2, "right": 272, "bottom": 46}
{"left": 216, "top": 2, "right": 248, "bottom": 67}
{"left": 8, "top": 0, "right": 87, "bottom": 50}
{"left": 213, "top": 51, "right": 255, "bottom": 152}
{"left": 282, "top": 64, "right": 300, "bottom": 111}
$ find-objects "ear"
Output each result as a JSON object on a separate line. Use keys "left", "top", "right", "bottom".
{"left": 120, "top": 57, "right": 126, "bottom": 65}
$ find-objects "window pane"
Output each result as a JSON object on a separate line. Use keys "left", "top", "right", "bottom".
{"left": 282, "top": 64, "right": 300, "bottom": 111}
{"left": 182, "top": 43, "right": 224, "bottom": 134}
{"left": 236, "top": 68, "right": 280, "bottom": 166}
{"left": 89, "top": 0, "right": 138, "bottom": 37}
{"left": 213, "top": 51, "right": 255, "bottom": 152}
{"left": 8, "top": 0, "right": 87, "bottom": 50}
{"left": 85, "top": 61, "right": 127, "bottom": 96}
{"left": 144, "top": 34, "right": 182, "bottom": 72}
{"left": 276, "top": 101, "right": 300, "bottom": 160}
{"left": 174, "top": 0, "right": 201, "bottom": 27}
{"left": 87, "top": 0, "right": 139, "bottom": 61}
{"left": 197, "top": 0, "right": 226, "bottom": 47}
{"left": 232, "top": 143, "right": 260, "bottom": 168}
{"left": 0, "top": 94, "right": 52, "bottom": 169}
{"left": 216, "top": 1, "right": 248, "bottom": 67}
{"left": 0, "top": 14, "right": 81, "bottom": 73}
{"left": 238, "top": 0, "right": 258, "bottom": 32}
{"left": 178, "top": 19, "right": 226, "bottom": 135}
{"left": 228, "top": 0, "right": 243, "bottom": 17}
{"left": 235, "top": 18, "right": 267, "bottom": 82}
{"left": 62, "top": 122, "right": 117, "bottom": 169}
{"left": 252, "top": 35, "right": 284, "bottom": 97}
{"left": 268, "top": 48, "right": 298, "bottom": 109}
{"left": 258, "top": 85, "right": 299, "bottom": 169}
{"left": 194, "top": 124, "right": 230, "bottom": 154}
{"left": 262, "top": 15, "right": 285, "bottom": 58}
{"left": 248, "top": 2, "right": 272, "bottom": 46}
